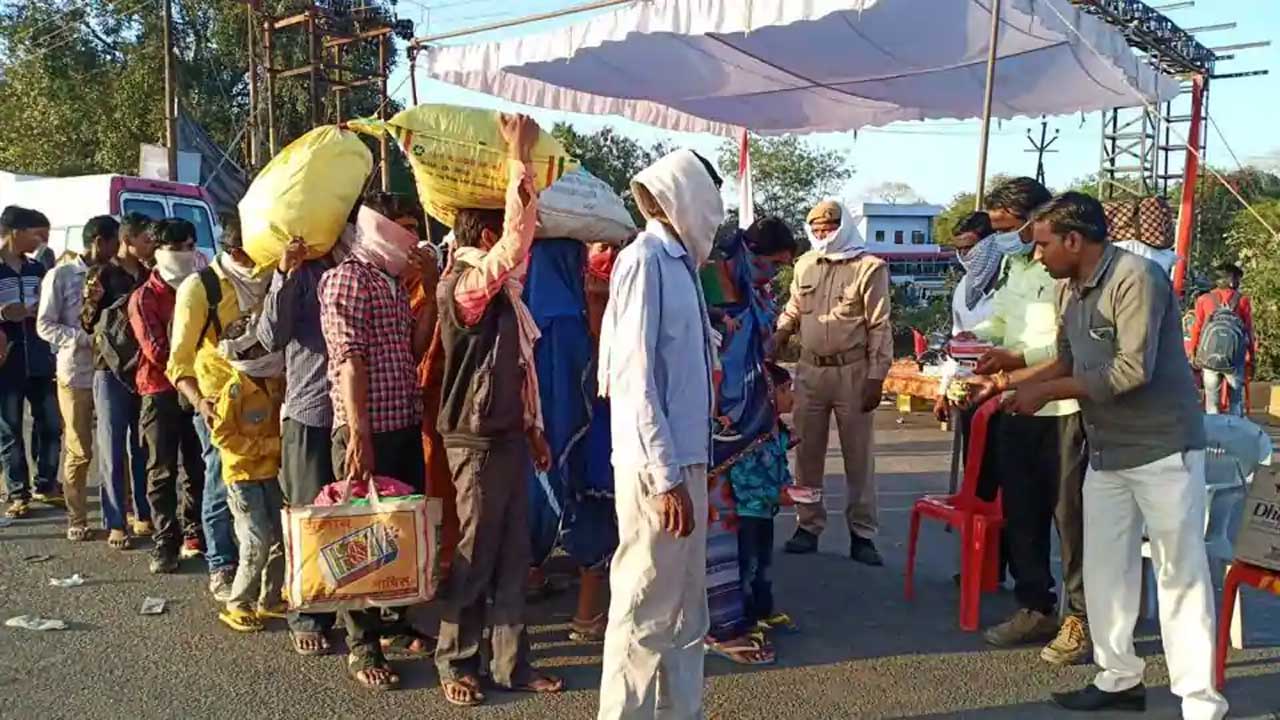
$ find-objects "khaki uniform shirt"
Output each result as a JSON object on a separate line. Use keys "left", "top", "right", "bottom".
{"left": 778, "top": 251, "right": 893, "bottom": 379}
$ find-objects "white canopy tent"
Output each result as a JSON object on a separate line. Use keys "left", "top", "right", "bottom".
{"left": 422, "top": 0, "right": 1180, "bottom": 138}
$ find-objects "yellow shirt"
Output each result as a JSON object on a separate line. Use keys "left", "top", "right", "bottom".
{"left": 165, "top": 263, "right": 242, "bottom": 399}
{"left": 210, "top": 373, "right": 285, "bottom": 484}
{"left": 973, "top": 254, "right": 1078, "bottom": 417}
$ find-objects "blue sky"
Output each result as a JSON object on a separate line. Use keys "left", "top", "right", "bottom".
{"left": 388, "top": 0, "right": 1280, "bottom": 205}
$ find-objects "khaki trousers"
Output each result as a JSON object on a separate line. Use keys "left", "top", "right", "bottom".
{"left": 599, "top": 464, "right": 709, "bottom": 720}
{"left": 792, "top": 361, "right": 877, "bottom": 539}
{"left": 56, "top": 383, "right": 93, "bottom": 528}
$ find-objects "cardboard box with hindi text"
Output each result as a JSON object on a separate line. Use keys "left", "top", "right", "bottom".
{"left": 1234, "top": 466, "right": 1280, "bottom": 572}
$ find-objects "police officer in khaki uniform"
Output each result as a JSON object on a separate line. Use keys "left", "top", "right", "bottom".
{"left": 772, "top": 200, "right": 892, "bottom": 565}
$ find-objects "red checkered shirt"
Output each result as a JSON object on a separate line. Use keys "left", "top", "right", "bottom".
{"left": 319, "top": 258, "right": 422, "bottom": 434}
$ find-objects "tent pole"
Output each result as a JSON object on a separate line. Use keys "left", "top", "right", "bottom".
{"left": 975, "top": 0, "right": 1002, "bottom": 210}
{"left": 1172, "top": 73, "right": 1206, "bottom": 297}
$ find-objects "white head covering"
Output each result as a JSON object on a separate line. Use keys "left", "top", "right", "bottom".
{"left": 631, "top": 149, "right": 725, "bottom": 267}
{"left": 805, "top": 198, "right": 866, "bottom": 261}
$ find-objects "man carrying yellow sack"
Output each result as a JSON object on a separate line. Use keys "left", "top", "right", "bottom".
{"left": 208, "top": 315, "right": 286, "bottom": 632}
{"left": 169, "top": 216, "right": 272, "bottom": 600}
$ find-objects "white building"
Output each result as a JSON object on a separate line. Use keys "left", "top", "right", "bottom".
{"left": 851, "top": 201, "right": 953, "bottom": 297}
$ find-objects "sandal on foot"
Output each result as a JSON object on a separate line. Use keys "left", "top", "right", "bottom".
{"left": 66, "top": 526, "right": 92, "bottom": 542}
{"left": 219, "top": 608, "right": 264, "bottom": 633}
{"left": 756, "top": 612, "right": 799, "bottom": 634}
{"left": 380, "top": 629, "right": 436, "bottom": 657}
{"left": 348, "top": 653, "right": 400, "bottom": 692}
{"left": 507, "top": 672, "right": 565, "bottom": 695}
{"left": 706, "top": 636, "right": 776, "bottom": 666}
{"left": 107, "top": 530, "right": 131, "bottom": 550}
{"left": 441, "top": 676, "right": 485, "bottom": 707}
{"left": 32, "top": 492, "right": 65, "bottom": 509}
{"left": 132, "top": 520, "right": 153, "bottom": 537}
{"left": 569, "top": 613, "right": 607, "bottom": 643}
{"left": 257, "top": 603, "right": 288, "bottom": 620}
{"left": 290, "top": 631, "right": 331, "bottom": 656}
{"left": 5, "top": 500, "right": 30, "bottom": 519}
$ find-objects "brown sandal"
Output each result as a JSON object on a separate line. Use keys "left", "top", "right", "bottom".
{"left": 290, "top": 631, "right": 331, "bottom": 656}
{"left": 442, "top": 676, "right": 485, "bottom": 707}
{"left": 107, "top": 530, "right": 130, "bottom": 550}
{"left": 66, "top": 526, "right": 92, "bottom": 542}
{"left": 569, "top": 613, "right": 607, "bottom": 643}
{"left": 507, "top": 672, "right": 565, "bottom": 694}
{"left": 347, "top": 653, "right": 400, "bottom": 691}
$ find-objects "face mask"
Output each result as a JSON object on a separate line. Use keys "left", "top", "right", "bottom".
{"left": 353, "top": 207, "right": 417, "bottom": 277}
{"left": 993, "top": 220, "right": 1034, "bottom": 255}
{"left": 154, "top": 249, "right": 199, "bottom": 287}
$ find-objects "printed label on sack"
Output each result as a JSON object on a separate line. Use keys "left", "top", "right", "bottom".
{"left": 290, "top": 508, "right": 425, "bottom": 606}
{"left": 319, "top": 522, "right": 400, "bottom": 590}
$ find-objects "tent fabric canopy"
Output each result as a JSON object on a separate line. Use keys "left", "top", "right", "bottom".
{"left": 426, "top": 0, "right": 1180, "bottom": 136}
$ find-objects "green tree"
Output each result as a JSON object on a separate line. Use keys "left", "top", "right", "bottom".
{"left": 1228, "top": 199, "right": 1280, "bottom": 379}
{"left": 933, "top": 191, "right": 977, "bottom": 247}
{"left": 716, "top": 134, "right": 853, "bottom": 239}
{"left": 550, "top": 123, "right": 672, "bottom": 224}
{"left": 1190, "top": 168, "right": 1280, "bottom": 273}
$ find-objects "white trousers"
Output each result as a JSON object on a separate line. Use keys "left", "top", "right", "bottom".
{"left": 598, "top": 465, "right": 710, "bottom": 720}
{"left": 1083, "top": 450, "right": 1228, "bottom": 720}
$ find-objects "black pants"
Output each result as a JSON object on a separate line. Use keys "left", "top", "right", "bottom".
{"left": 331, "top": 424, "right": 426, "bottom": 657}
{"left": 279, "top": 419, "right": 336, "bottom": 635}
{"left": 996, "top": 412, "right": 1087, "bottom": 617}
{"left": 738, "top": 516, "right": 774, "bottom": 624}
{"left": 141, "top": 391, "right": 204, "bottom": 553}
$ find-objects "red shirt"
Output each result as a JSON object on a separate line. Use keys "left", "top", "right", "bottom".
{"left": 127, "top": 272, "right": 178, "bottom": 396}
{"left": 1189, "top": 288, "right": 1255, "bottom": 364}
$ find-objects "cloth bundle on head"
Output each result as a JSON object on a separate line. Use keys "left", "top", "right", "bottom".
{"left": 631, "top": 149, "right": 725, "bottom": 267}
{"left": 354, "top": 206, "right": 419, "bottom": 277}
{"left": 805, "top": 199, "right": 866, "bottom": 260}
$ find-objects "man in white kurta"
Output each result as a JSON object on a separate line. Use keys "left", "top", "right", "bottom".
{"left": 597, "top": 149, "right": 724, "bottom": 720}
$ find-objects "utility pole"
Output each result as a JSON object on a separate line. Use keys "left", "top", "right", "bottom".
{"left": 162, "top": 0, "right": 178, "bottom": 181}
{"left": 1025, "top": 117, "right": 1059, "bottom": 186}
{"left": 247, "top": 4, "right": 259, "bottom": 169}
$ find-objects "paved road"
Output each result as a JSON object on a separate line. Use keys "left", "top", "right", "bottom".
{"left": 2, "top": 412, "right": 1278, "bottom": 719}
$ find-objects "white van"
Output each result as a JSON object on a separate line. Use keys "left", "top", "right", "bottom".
{"left": 0, "top": 172, "right": 223, "bottom": 260}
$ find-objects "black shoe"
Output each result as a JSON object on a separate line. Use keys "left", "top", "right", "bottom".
{"left": 1051, "top": 684, "right": 1146, "bottom": 713}
{"left": 849, "top": 537, "right": 884, "bottom": 566}
{"left": 149, "top": 549, "right": 180, "bottom": 575}
{"left": 784, "top": 529, "right": 819, "bottom": 554}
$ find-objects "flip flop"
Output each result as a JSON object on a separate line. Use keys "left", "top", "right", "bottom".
{"left": 5, "top": 501, "right": 30, "bottom": 519}
{"left": 290, "top": 631, "right": 331, "bottom": 656}
{"left": 380, "top": 629, "right": 436, "bottom": 657}
{"left": 705, "top": 636, "right": 776, "bottom": 666}
{"left": 107, "top": 530, "right": 131, "bottom": 551}
{"left": 505, "top": 672, "right": 565, "bottom": 695}
{"left": 756, "top": 612, "right": 799, "bottom": 634}
{"left": 66, "top": 526, "right": 92, "bottom": 542}
{"left": 349, "top": 653, "right": 400, "bottom": 692}
{"left": 219, "top": 608, "right": 264, "bottom": 633}
{"left": 441, "top": 676, "right": 485, "bottom": 707}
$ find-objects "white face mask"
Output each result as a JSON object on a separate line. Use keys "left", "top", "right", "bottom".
{"left": 993, "top": 220, "right": 1034, "bottom": 256}
{"left": 154, "top": 249, "right": 199, "bottom": 287}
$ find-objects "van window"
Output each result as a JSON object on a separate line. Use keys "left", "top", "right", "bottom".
{"left": 172, "top": 202, "right": 216, "bottom": 253}
{"left": 121, "top": 197, "right": 166, "bottom": 220}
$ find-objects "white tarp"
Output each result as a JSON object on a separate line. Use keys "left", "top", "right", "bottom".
{"left": 426, "top": 0, "right": 1180, "bottom": 136}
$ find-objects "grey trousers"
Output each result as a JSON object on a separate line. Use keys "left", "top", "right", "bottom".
{"left": 435, "top": 440, "right": 533, "bottom": 687}
{"left": 225, "top": 480, "right": 285, "bottom": 612}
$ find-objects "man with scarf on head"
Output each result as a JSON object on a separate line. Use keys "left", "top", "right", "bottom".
{"left": 169, "top": 214, "right": 265, "bottom": 600}
{"left": 596, "top": 149, "right": 722, "bottom": 720}
{"left": 772, "top": 200, "right": 892, "bottom": 566}
{"left": 131, "top": 219, "right": 207, "bottom": 573}
{"left": 432, "top": 113, "right": 560, "bottom": 707}
{"left": 35, "top": 215, "right": 117, "bottom": 537}
{"left": 970, "top": 177, "right": 1090, "bottom": 666}
{"left": 318, "top": 187, "right": 436, "bottom": 691}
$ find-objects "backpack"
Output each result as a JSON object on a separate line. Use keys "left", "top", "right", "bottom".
{"left": 197, "top": 267, "right": 223, "bottom": 343}
{"left": 94, "top": 294, "right": 141, "bottom": 393}
{"left": 1195, "top": 293, "right": 1248, "bottom": 372}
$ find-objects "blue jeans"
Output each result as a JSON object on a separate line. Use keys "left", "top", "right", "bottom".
{"left": 93, "top": 371, "right": 146, "bottom": 529}
{"left": 737, "top": 516, "right": 775, "bottom": 624}
{"left": 193, "top": 413, "right": 237, "bottom": 573}
{"left": 1203, "top": 367, "right": 1245, "bottom": 416}
{"left": 0, "top": 376, "right": 61, "bottom": 501}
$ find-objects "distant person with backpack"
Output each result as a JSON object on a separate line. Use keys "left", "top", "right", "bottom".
{"left": 130, "top": 220, "right": 207, "bottom": 574}
{"left": 1190, "top": 263, "right": 1254, "bottom": 416}
{"left": 83, "top": 213, "right": 155, "bottom": 548}
{"left": 35, "top": 216, "right": 119, "bottom": 538}
{"left": 0, "top": 206, "right": 61, "bottom": 520}
{"left": 169, "top": 214, "right": 268, "bottom": 601}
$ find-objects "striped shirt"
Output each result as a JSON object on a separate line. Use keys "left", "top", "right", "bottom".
{"left": 0, "top": 256, "right": 54, "bottom": 381}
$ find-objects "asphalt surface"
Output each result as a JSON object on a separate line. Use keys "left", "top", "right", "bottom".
{"left": 2, "top": 411, "right": 1279, "bottom": 720}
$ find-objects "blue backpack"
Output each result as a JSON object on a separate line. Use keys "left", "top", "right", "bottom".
{"left": 1195, "top": 293, "right": 1247, "bottom": 373}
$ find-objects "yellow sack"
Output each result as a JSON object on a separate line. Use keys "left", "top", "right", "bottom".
{"left": 239, "top": 125, "right": 372, "bottom": 272}
{"left": 369, "top": 104, "right": 578, "bottom": 226}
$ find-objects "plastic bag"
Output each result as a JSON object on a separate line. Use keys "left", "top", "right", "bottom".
{"left": 537, "top": 168, "right": 636, "bottom": 246}
{"left": 356, "top": 104, "right": 577, "bottom": 226}
{"left": 239, "top": 125, "right": 372, "bottom": 272}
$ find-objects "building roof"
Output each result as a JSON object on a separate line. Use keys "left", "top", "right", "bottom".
{"left": 855, "top": 202, "right": 946, "bottom": 218}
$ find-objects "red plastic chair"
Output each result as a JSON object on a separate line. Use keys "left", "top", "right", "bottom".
{"left": 1214, "top": 561, "right": 1280, "bottom": 689}
{"left": 905, "top": 397, "right": 1004, "bottom": 631}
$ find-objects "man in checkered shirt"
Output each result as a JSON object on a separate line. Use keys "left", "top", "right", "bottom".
{"left": 318, "top": 192, "right": 437, "bottom": 691}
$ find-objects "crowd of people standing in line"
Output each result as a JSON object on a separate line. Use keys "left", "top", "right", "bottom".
{"left": 0, "top": 111, "right": 1237, "bottom": 719}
